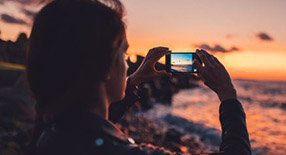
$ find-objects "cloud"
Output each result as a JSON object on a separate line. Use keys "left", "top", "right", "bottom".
{"left": 256, "top": 32, "right": 274, "bottom": 41}
{"left": 6, "top": 0, "right": 37, "bottom": 5}
{"left": 195, "top": 43, "right": 240, "bottom": 53}
{"left": 1, "top": 14, "right": 28, "bottom": 25}
{"left": 0, "top": 0, "right": 43, "bottom": 7}
{"left": 21, "top": 8, "right": 37, "bottom": 18}
{"left": 229, "top": 46, "right": 239, "bottom": 51}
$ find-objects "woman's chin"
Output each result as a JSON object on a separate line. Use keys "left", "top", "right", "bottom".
{"left": 120, "top": 92, "right": 126, "bottom": 100}
{"left": 111, "top": 92, "right": 125, "bottom": 103}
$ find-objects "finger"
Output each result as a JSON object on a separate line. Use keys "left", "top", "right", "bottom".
{"left": 150, "top": 47, "right": 169, "bottom": 54}
{"left": 153, "top": 47, "right": 169, "bottom": 58}
{"left": 208, "top": 55, "right": 217, "bottom": 65}
{"left": 201, "top": 49, "right": 215, "bottom": 62}
{"left": 146, "top": 47, "right": 169, "bottom": 59}
{"left": 145, "top": 48, "right": 157, "bottom": 58}
{"left": 201, "top": 49, "right": 212, "bottom": 56}
{"left": 156, "top": 46, "right": 169, "bottom": 50}
{"left": 157, "top": 70, "right": 172, "bottom": 77}
{"left": 193, "top": 59, "right": 203, "bottom": 73}
{"left": 193, "top": 60, "right": 205, "bottom": 81}
{"left": 196, "top": 49, "right": 212, "bottom": 67}
{"left": 151, "top": 50, "right": 171, "bottom": 62}
{"left": 195, "top": 56, "right": 218, "bottom": 82}
{"left": 212, "top": 56, "right": 224, "bottom": 68}
{"left": 202, "top": 50, "right": 218, "bottom": 64}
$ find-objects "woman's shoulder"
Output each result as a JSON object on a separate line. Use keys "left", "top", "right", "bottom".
{"left": 35, "top": 122, "right": 182, "bottom": 155}
{"left": 35, "top": 112, "right": 181, "bottom": 155}
{"left": 34, "top": 112, "right": 132, "bottom": 154}
{"left": 35, "top": 123, "right": 140, "bottom": 155}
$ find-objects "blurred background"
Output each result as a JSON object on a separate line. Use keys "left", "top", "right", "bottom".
{"left": 0, "top": 0, "right": 285, "bottom": 155}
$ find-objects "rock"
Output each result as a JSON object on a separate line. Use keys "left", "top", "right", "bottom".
{"left": 165, "top": 128, "right": 182, "bottom": 143}
{"left": 118, "top": 113, "right": 207, "bottom": 154}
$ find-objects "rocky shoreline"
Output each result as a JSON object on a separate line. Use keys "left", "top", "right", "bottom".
{"left": 118, "top": 111, "right": 213, "bottom": 155}
{"left": 0, "top": 36, "right": 207, "bottom": 154}
{"left": 0, "top": 72, "right": 208, "bottom": 155}
{"left": 0, "top": 110, "right": 212, "bottom": 155}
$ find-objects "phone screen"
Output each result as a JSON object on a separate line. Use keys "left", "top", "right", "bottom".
{"left": 166, "top": 52, "right": 201, "bottom": 73}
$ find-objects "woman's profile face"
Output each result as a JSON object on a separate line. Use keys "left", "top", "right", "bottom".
{"left": 105, "top": 33, "right": 129, "bottom": 103}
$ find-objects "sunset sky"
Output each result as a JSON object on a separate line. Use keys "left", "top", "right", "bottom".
{"left": 0, "top": 0, "right": 286, "bottom": 81}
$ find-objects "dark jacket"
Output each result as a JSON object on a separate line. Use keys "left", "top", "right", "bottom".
{"left": 34, "top": 80, "right": 252, "bottom": 155}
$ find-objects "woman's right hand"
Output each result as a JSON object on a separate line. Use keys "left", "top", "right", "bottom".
{"left": 193, "top": 49, "right": 237, "bottom": 102}
{"left": 128, "top": 47, "right": 171, "bottom": 87}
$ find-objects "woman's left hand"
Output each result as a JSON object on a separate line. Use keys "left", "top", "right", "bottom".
{"left": 129, "top": 47, "right": 171, "bottom": 87}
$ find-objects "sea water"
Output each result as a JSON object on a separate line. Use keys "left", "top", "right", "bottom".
{"left": 147, "top": 80, "right": 286, "bottom": 155}
{"left": 171, "top": 65, "right": 193, "bottom": 72}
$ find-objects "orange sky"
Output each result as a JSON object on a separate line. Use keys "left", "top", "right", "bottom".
{"left": 0, "top": 0, "right": 286, "bottom": 81}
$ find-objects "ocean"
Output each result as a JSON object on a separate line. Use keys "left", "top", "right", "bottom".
{"left": 145, "top": 80, "right": 286, "bottom": 155}
{"left": 171, "top": 65, "right": 193, "bottom": 72}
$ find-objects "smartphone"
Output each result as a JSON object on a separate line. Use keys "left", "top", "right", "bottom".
{"left": 166, "top": 52, "right": 202, "bottom": 73}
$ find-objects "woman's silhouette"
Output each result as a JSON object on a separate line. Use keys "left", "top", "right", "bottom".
{"left": 26, "top": 0, "right": 251, "bottom": 154}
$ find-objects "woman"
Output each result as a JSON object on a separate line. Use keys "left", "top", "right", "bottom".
{"left": 26, "top": 0, "right": 251, "bottom": 154}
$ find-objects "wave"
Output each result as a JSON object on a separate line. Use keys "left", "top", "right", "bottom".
{"left": 146, "top": 80, "right": 286, "bottom": 155}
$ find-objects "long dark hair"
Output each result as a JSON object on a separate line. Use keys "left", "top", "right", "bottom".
{"left": 26, "top": 0, "right": 125, "bottom": 153}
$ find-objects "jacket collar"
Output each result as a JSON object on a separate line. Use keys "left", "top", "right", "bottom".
{"left": 55, "top": 110, "right": 131, "bottom": 144}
